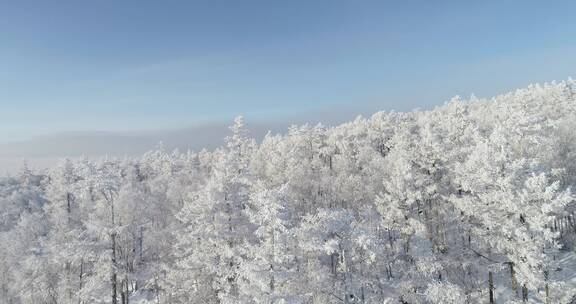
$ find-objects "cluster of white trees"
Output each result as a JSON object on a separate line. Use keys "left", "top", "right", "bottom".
{"left": 1, "top": 80, "right": 576, "bottom": 303}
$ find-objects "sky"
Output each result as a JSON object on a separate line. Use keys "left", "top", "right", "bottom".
{"left": 1, "top": 0, "right": 576, "bottom": 145}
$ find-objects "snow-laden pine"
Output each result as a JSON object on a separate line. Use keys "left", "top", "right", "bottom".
{"left": 1, "top": 80, "right": 576, "bottom": 303}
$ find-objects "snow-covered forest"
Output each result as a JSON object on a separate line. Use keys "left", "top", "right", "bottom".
{"left": 2, "top": 80, "right": 576, "bottom": 304}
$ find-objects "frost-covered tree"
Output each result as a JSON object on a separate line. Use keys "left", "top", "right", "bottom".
{"left": 238, "top": 183, "right": 297, "bottom": 303}
{"left": 1, "top": 80, "right": 576, "bottom": 303}
{"left": 168, "top": 117, "right": 256, "bottom": 303}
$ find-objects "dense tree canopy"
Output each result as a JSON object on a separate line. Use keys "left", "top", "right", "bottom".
{"left": 1, "top": 80, "right": 576, "bottom": 303}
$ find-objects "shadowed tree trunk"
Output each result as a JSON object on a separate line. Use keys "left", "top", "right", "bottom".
{"left": 489, "top": 271, "right": 494, "bottom": 304}
{"left": 522, "top": 284, "right": 528, "bottom": 303}
{"left": 508, "top": 262, "right": 518, "bottom": 297}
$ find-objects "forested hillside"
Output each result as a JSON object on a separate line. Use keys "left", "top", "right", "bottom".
{"left": 1, "top": 80, "right": 576, "bottom": 304}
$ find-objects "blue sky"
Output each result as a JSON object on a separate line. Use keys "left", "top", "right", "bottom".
{"left": 2, "top": 0, "right": 576, "bottom": 142}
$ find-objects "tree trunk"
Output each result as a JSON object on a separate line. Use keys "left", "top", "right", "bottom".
{"left": 78, "top": 259, "right": 84, "bottom": 304}
{"left": 107, "top": 190, "right": 118, "bottom": 304}
{"left": 66, "top": 261, "right": 72, "bottom": 304}
{"left": 121, "top": 288, "right": 126, "bottom": 304}
{"left": 522, "top": 284, "right": 528, "bottom": 303}
{"left": 66, "top": 192, "right": 73, "bottom": 224}
{"left": 125, "top": 276, "right": 130, "bottom": 304}
{"left": 509, "top": 263, "right": 518, "bottom": 296}
{"left": 331, "top": 253, "right": 337, "bottom": 276}
{"left": 488, "top": 271, "right": 494, "bottom": 304}
{"left": 545, "top": 270, "right": 550, "bottom": 304}
{"left": 139, "top": 227, "right": 144, "bottom": 263}
{"left": 545, "top": 283, "right": 550, "bottom": 304}
{"left": 387, "top": 228, "right": 394, "bottom": 250}
{"left": 111, "top": 232, "right": 118, "bottom": 304}
{"left": 270, "top": 229, "right": 275, "bottom": 292}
